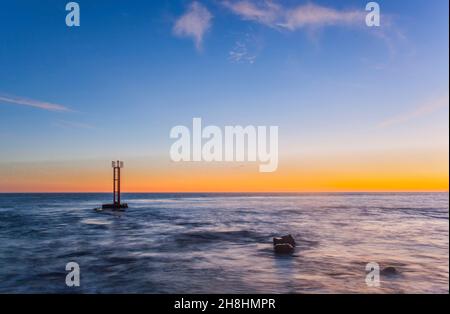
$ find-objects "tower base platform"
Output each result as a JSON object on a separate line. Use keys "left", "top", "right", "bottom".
{"left": 94, "top": 203, "right": 128, "bottom": 212}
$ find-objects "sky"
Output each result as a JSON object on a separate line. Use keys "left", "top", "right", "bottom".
{"left": 0, "top": 0, "right": 448, "bottom": 192}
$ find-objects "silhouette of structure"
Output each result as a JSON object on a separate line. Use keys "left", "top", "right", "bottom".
{"left": 102, "top": 160, "right": 128, "bottom": 210}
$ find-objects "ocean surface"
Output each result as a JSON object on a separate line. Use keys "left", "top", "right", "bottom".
{"left": 0, "top": 193, "right": 448, "bottom": 293}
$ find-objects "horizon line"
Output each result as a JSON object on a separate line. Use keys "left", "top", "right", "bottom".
{"left": 0, "top": 191, "right": 448, "bottom": 194}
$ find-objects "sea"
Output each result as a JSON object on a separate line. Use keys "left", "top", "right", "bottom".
{"left": 0, "top": 193, "right": 448, "bottom": 293}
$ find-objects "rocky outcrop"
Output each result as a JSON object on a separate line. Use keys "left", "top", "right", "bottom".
{"left": 273, "top": 234, "right": 296, "bottom": 254}
{"left": 381, "top": 266, "right": 399, "bottom": 276}
{"left": 273, "top": 234, "right": 296, "bottom": 247}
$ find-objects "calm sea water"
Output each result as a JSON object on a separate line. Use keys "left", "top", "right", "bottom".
{"left": 0, "top": 193, "right": 448, "bottom": 293}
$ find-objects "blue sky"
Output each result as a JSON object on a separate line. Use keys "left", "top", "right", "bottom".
{"left": 0, "top": 0, "right": 448, "bottom": 188}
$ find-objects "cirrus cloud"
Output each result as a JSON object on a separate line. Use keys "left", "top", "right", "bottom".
{"left": 222, "top": 0, "right": 281, "bottom": 26}
{"left": 0, "top": 94, "right": 71, "bottom": 112}
{"left": 282, "top": 3, "right": 364, "bottom": 30}
{"left": 173, "top": 2, "right": 213, "bottom": 50}
{"left": 378, "top": 95, "right": 449, "bottom": 128}
{"left": 222, "top": 1, "right": 365, "bottom": 30}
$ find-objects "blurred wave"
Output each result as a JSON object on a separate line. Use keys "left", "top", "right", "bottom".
{"left": 0, "top": 193, "right": 448, "bottom": 293}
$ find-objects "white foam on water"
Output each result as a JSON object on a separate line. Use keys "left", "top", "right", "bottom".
{"left": 81, "top": 218, "right": 111, "bottom": 225}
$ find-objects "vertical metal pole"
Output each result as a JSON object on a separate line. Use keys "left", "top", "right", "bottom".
{"left": 113, "top": 166, "right": 116, "bottom": 205}
{"left": 118, "top": 165, "right": 121, "bottom": 206}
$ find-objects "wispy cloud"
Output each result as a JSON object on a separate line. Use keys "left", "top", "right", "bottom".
{"left": 222, "top": 1, "right": 364, "bottom": 30}
{"left": 173, "top": 2, "right": 213, "bottom": 50}
{"left": 378, "top": 95, "right": 449, "bottom": 128}
{"left": 0, "top": 94, "right": 71, "bottom": 112}
{"left": 222, "top": 0, "right": 281, "bottom": 27}
{"left": 229, "top": 33, "right": 261, "bottom": 64}
{"left": 229, "top": 41, "right": 257, "bottom": 63}
{"left": 282, "top": 3, "right": 364, "bottom": 30}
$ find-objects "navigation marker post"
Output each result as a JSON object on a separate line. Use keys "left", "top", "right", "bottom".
{"left": 101, "top": 160, "right": 128, "bottom": 211}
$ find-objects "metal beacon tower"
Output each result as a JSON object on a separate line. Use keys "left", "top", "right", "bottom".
{"left": 101, "top": 160, "right": 128, "bottom": 211}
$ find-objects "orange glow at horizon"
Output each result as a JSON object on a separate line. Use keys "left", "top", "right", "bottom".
{"left": 0, "top": 148, "right": 448, "bottom": 193}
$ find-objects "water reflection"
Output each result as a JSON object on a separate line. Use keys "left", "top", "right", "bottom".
{"left": 0, "top": 193, "right": 448, "bottom": 293}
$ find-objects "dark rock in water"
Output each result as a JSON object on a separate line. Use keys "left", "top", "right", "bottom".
{"left": 381, "top": 267, "right": 398, "bottom": 276}
{"left": 273, "top": 234, "right": 296, "bottom": 254}
{"left": 274, "top": 243, "right": 295, "bottom": 254}
{"left": 273, "top": 234, "right": 296, "bottom": 247}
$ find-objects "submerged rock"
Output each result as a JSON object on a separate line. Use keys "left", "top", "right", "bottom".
{"left": 381, "top": 266, "right": 399, "bottom": 276}
{"left": 273, "top": 234, "right": 296, "bottom": 254}
{"left": 273, "top": 234, "right": 296, "bottom": 247}
{"left": 274, "top": 243, "right": 295, "bottom": 254}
